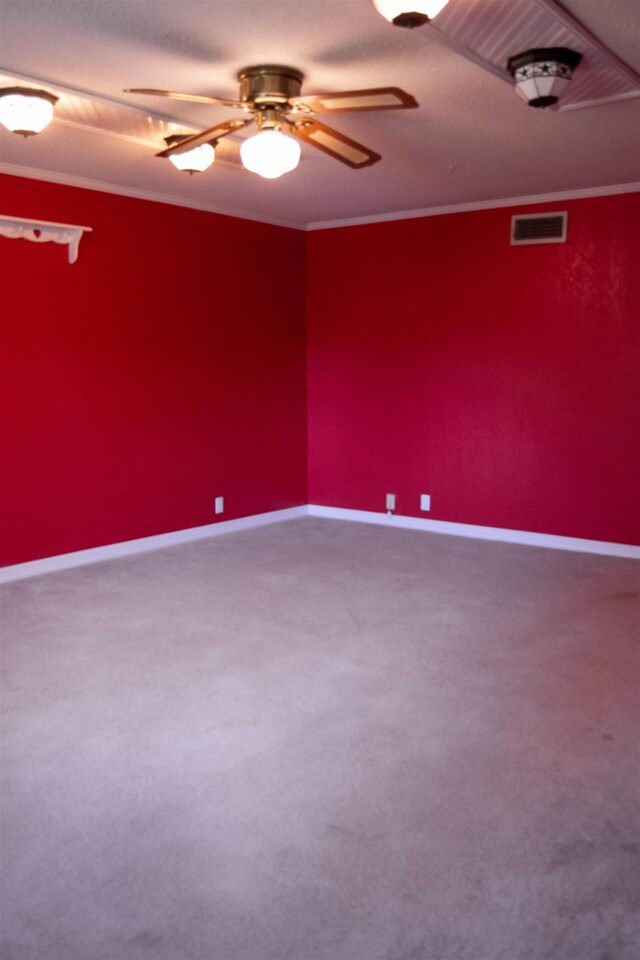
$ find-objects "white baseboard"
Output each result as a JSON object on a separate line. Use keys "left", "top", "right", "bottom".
{"left": 307, "top": 505, "right": 640, "bottom": 559}
{"left": 0, "top": 506, "right": 309, "bottom": 584}
{"left": 2, "top": 504, "right": 638, "bottom": 583}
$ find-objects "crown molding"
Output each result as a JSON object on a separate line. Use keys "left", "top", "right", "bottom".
{"left": 559, "top": 91, "right": 640, "bottom": 112}
{"left": 2, "top": 164, "right": 638, "bottom": 233}
{"left": 305, "top": 183, "right": 640, "bottom": 231}
{"left": 0, "top": 163, "right": 304, "bottom": 231}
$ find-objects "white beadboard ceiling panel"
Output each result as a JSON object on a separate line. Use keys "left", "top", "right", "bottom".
{"left": 429, "top": 0, "right": 640, "bottom": 110}
{"left": 0, "top": 69, "right": 244, "bottom": 164}
{"left": 0, "top": 71, "right": 192, "bottom": 148}
{"left": 56, "top": 95, "right": 177, "bottom": 147}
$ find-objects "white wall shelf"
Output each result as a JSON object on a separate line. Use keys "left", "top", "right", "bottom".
{"left": 0, "top": 214, "right": 92, "bottom": 263}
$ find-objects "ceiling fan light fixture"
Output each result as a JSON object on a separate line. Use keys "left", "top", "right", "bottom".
{"left": 134, "top": 64, "right": 417, "bottom": 175}
{"left": 164, "top": 134, "right": 215, "bottom": 173}
{"left": 372, "top": 0, "right": 449, "bottom": 28}
{"left": 0, "top": 86, "right": 58, "bottom": 136}
{"left": 507, "top": 48, "right": 582, "bottom": 108}
{"left": 240, "top": 129, "right": 301, "bottom": 179}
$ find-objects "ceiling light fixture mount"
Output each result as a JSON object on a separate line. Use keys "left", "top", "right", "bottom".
{"left": 507, "top": 48, "right": 582, "bottom": 108}
{"left": 372, "top": 0, "right": 449, "bottom": 28}
{"left": 238, "top": 64, "right": 304, "bottom": 105}
{"left": 0, "top": 86, "right": 58, "bottom": 136}
{"left": 163, "top": 134, "right": 215, "bottom": 173}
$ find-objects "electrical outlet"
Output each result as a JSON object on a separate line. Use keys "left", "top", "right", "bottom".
{"left": 386, "top": 493, "right": 396, "bottom": 512}
{"left": 215, "top": 496, "right": 224, "bottom": 515}
{"left": 420, "top": 494, "right": 431, "bottom": 512}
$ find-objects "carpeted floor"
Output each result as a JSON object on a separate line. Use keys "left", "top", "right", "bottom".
{"left": 1, "top": 517, "right": 638, "bottom": 960}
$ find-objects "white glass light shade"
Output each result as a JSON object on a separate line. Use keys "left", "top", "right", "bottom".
{"left": 0, "top": 89, "right": 56, "bottom": 135}
{"left": 507, "top": 49, "right": 580, "bottom": 109}
{"left": 513, "top": 65, "right": 572, "bottom": 108}
{"left": 240, "top": 130, "right": 301, "bottom": 179}
{"left": 168, "top": 143, "right": 215, "bottom": 173}
{"left": 372, "top": 0, "right": 449, "bottom": 25}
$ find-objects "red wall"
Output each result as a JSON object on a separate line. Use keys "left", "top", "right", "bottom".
{"left": 0, "top": 175, "right": 307, "bottom": 565}
{"left": 306, "top": 193, "right": 640, "bottom": 545}
{"left": 2, "top": 180, "right": 638, "bottom": 565}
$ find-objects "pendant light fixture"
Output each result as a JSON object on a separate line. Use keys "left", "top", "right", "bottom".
{"left": 372, "top": 0, "right": 449, "bottom": 28}
{"left": 507, "top": 48, "right": 582, "bottom": 108}
{"left": 239, "top": 107, "right": 301, "bottom": 179}
{"left": 164, "top": 134, "right": 215, "bottom": 173}
{"left": 0, "top": 86, "right": 58, "bottom": 136}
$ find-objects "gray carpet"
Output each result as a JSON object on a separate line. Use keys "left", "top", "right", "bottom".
{"left": 1, "top": 518, "right": 638, "bottom": 960}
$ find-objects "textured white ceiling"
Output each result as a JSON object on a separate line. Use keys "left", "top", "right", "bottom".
{"left": 0, "top": 0, "right": 639, "bottom": 229}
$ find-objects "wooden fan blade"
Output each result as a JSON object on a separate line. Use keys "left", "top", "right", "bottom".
{"left": 155, "top": 118, "right": 255, "bottom": 157}
{"left": 291, "top": 118, "right": 380, "bottom": 169}
{"left": 126, "top": 88, "right": 244, "bottom": 109}
{"left": 294, "top": 87, "right": 417, "bottom": 114}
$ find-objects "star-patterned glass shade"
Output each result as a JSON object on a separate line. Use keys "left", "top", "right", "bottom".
{"left": 507, "top": 48, "right": 582, "bottom": 108}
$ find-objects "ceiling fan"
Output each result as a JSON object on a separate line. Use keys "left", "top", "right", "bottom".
{"left": 126, "top": 64, "right": 418, "bottom": 178}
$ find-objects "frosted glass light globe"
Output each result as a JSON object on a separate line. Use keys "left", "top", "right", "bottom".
{"left": 240, "top": 130, "right": 301, "bottom": 179}
{"left": 0, "top": 91, "right": 56, "bottom": 135}
{"left": 372, "top": 0, "right": 449, "bottom": 26}
{"left": 168, "top": 143, "right": 215, "bottom": 173}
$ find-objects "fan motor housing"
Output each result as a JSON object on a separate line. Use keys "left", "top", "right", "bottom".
{"left": 238, "top": 65, "right": 304, "bottom": 106}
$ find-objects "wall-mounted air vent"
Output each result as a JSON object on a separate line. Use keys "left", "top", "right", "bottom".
{"left": 511, "top": 211, "right": 567, "bottom": 245}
